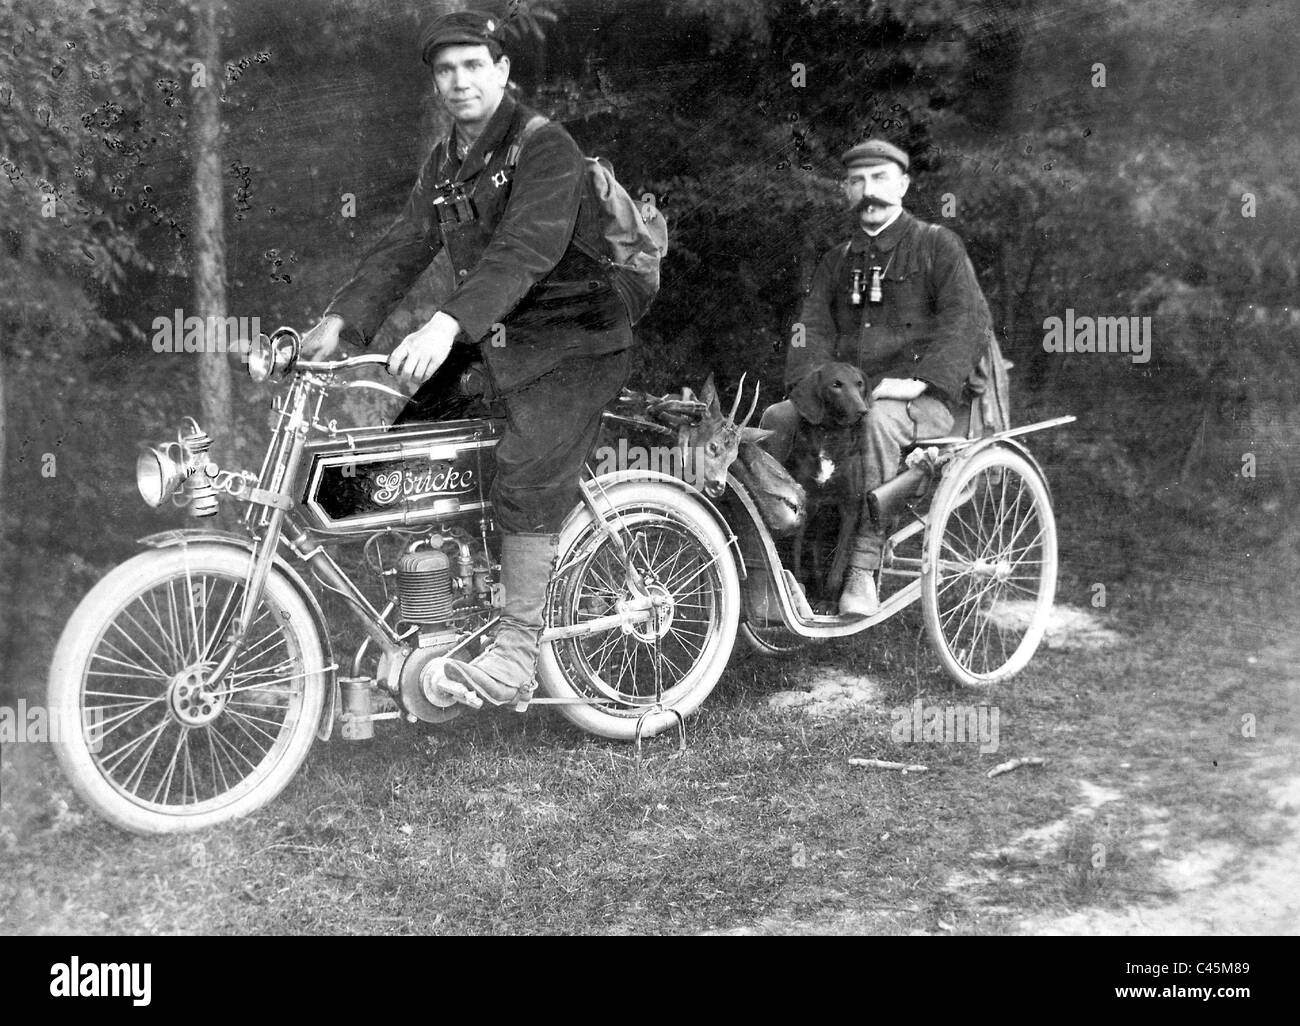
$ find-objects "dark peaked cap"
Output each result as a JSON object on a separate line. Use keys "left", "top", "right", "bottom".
{"left": 419, "top": 10, "right": 507, "bottom": 65}
{"left": 841, "top": 138, "right": 910, "bottom": 172}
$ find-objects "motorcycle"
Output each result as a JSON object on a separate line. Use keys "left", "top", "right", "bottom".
{"left": 48, "top": 326, "right": 1072, "bottom": 834}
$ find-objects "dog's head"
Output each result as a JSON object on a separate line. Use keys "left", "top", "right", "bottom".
{"left": 789, "top": 361, "right": 870, "bottom": 427}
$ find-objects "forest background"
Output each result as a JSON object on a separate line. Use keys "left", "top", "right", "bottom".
{"left": 2, "top": 0, "right": 1298, "bottom": 693}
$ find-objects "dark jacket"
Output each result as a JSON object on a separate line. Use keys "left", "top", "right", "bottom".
{"left": 787, "top": 209, "right": 991, "bottom": 404}
{"left": 324, "top": 92, "right": 630, "bottom": 392}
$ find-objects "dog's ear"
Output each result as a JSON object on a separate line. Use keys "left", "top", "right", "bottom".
{"left": 789, "top": 370, "right": 825, "bottom": 426}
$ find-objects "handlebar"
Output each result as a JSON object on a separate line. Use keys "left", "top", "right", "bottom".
{"left": 296, "top": 352, "right": 391, "bottom": 373}
{"left": 247, "top": 327, "right": 399, "bottom": 382}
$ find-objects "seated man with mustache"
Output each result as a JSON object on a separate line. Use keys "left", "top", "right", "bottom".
{"left": 760, "top": 139, "right": 993, "bottom": 616}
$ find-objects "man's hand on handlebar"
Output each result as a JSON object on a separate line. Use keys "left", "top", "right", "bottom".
{"left": 301, "top": 314, "right": 344, "bottom": 361}
{"left": 388, "top": 311, "right": 459, "bottom": 386}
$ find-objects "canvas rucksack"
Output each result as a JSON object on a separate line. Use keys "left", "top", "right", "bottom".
{"left": 508, "top": 114, "right": 668, "bottom": 325}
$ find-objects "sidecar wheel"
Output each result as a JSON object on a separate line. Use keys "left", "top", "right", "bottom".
{"left": 921, "top": 446, "right": 1057, "bottom": 686}
{"left": 738, "top": 622, "right": 807, "bottom": 658}
{"left": 47, "top": 545, "right": 327, "bottom": 834}
{"left": 538, "top": 481, "right": 740, "bottom": 740}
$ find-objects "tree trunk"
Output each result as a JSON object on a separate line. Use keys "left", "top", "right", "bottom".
{"left": 0, "top": 322, "right": 9, "bottom": 682}
{"left": 0, "top": 325, "right": 7, "bottom": 518}
{"left": 999, "top": 237, "right": 1014, "bottom": 340}
{"left": 798, "top": 230, "right": 819, "bottom": 295}
{"left": 192, "top": 0, "right": 233, "bottom": 463}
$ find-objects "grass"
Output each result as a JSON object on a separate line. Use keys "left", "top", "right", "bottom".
{"left": 2, "top": 509, "right": 1298, "bottom": 935}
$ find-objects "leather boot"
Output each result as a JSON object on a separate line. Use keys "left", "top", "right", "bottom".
{"left": 839, "top": 535, "right": 881, "bottom": 617}
{"left": 442, "top": 532, "right": 558, "bottom": 709}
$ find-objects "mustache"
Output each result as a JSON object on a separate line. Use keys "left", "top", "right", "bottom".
{"left": 855, "top": 195, "right": 894, "bottom": 212}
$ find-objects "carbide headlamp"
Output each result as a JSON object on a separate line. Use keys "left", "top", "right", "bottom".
{"left": 136, "top": 418, "right": 219, "bottom": 516}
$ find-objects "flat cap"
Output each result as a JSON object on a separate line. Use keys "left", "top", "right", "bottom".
{"left": 842, "top": 138, "right": 909, "bottom": 172}
{"left": 419, "top": 10, "right": 507, "bottom": 65}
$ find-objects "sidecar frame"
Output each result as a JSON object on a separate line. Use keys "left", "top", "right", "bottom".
{"left": 725, "top": 428, "right": 1062, "bottom": 639}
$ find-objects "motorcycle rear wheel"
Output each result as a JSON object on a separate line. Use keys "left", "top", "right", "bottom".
{"left": 47, "top": 544, "right": 327, "bottom": 834}
{"left": 538, "top": 481, "right": 740, "bottom": 740}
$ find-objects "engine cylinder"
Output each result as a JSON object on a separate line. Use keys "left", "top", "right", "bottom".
{"left": 397, "top": 549, "right": 454, "bottom": 624}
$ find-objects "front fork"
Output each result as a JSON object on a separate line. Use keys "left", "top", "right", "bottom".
{"left": 199, "top": 372, "right": 408, "bottom": 691}
{"left": 201, "top": 504, "right": 289, "bottom": 686}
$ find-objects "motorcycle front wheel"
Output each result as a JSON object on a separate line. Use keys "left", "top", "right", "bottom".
{"left": 538, "top": 480, "right": 741, "bottom": 740}
{"left": 47, "top": 544, "right": 327, "bottom": 834}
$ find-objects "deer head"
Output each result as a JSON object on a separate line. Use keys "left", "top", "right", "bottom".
{"left": 682, "top": 373, "right": 773, "bottom": 497}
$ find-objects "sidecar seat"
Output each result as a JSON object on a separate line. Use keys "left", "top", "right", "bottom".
{"left": 914, "top": 329, "right": 1012, "bottom": 446}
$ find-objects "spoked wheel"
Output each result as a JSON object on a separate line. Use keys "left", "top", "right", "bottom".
{"left": 48, "top": 544, "right": 327, "bottom": 834}
{"left": 537, "top": 481, "right": 740, "bottom": 740}
{"left": 921, "top": 445, "right": 1057, "bottom": 685}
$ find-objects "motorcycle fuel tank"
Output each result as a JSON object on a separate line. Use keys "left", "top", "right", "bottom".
{"left": 300, "top": 418, "right": 500, "bottom": 533}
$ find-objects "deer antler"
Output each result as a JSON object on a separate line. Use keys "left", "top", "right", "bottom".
{"left": 740, "top": 380, "right": 761, "bottom": 428}
{"left": 728, "top": 373, "right": 748, "bottom": 422}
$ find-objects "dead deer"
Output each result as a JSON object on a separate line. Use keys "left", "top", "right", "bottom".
{"left": 622, "top": 373, "right": 806, "bottom": 528}
{"left": 669, "top": 373, "right": 760, "bottom": 497}
{"left": 684, "top": 375, "right": 807, "bottom": 531}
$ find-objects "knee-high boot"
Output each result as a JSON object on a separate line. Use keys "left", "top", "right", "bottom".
{"left": 441, "top": 532, "right": 557, "bottom": 708}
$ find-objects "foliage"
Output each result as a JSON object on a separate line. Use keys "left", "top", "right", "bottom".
{"left": 4, "top": 0, "right": 1300, "bottom": 694}
{"left": 0, "top": 0, "right": 192, "bottom": 311}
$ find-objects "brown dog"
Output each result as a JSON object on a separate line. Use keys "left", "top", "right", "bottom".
{"left": 789, "top": 361, "right": 870, "bottom": 429}
{"left": 787, "top": 362, "right": 871, "bottom": 606}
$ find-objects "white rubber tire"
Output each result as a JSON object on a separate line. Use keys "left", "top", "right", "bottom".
{"left": 537, "top": 481, "right": 740, "bottom": 740}
{"left": 48, "top": 544, "right": 326, "bottom": 834}
{"left": 921, "top": 446, "right": 1058, "bottom": 686}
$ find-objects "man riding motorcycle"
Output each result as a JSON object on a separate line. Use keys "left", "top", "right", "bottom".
{"left": 299, "top": 11, "right": 634, "bottom": 708}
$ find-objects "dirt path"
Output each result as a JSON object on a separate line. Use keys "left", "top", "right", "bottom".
{"left": 1016, "top": 624, "right": 1300, "bottom": 936}
{"left": 746, "top": 606, "right": 1300, "bottom": 936}
{"left": 1016, "top": 771, "right": 1300, "bottom": 935}
{"left": 710, "top": 766, "right": 1300, "bottom": 937}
